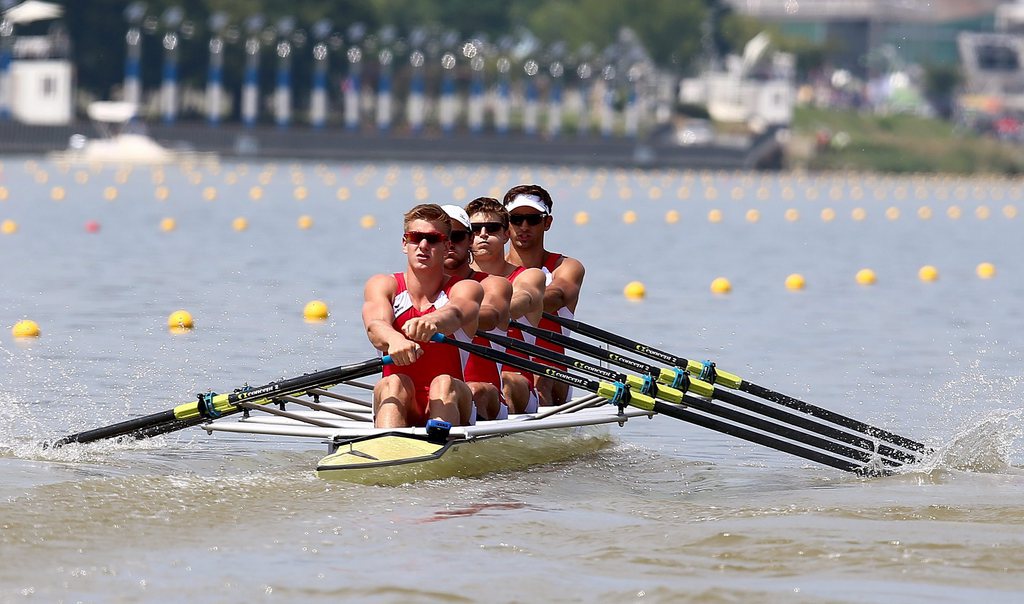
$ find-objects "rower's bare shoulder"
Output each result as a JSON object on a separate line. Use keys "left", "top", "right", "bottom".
{"left": 364, "top": 273, "right": 398, "bottom": 297}
{"left": 554, "top": 256, "right": 585, "bottom": 279}
{"left": 450, "top": 277, "right": 484, "bottom": 302}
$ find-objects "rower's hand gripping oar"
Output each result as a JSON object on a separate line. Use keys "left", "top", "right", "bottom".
{"left": 49, "top": 356, "right": 389, "bottom": 448}
{"left": 482, "top": 330, "right": 897, "bottom": 474}
{"left": 435, "top": 333, "right": 876, "bottom": 475}
{"left": 540, "top": 312, "right": 928, "bottom": 456}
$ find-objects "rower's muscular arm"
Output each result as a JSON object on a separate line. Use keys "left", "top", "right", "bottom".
{"left": 511, "top": 267, "right": 546, "bottom": 326}
{"left": 362, "top": 273, "right": 421, "bottom": 365}
{"left": 478, "top": 276, "right": 512, "bottom": 331}
{"left": 402, "top": 279, "right": 484, "bottom": 342}
{"left": 544, "top": 257, "right": 585, "bottom": 314}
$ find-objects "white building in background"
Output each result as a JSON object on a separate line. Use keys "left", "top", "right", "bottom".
{"left": 680, "top": 32, "right": 795, "bottom": 131}
{"left": 2, "top": 0, "right": 72, "bottom": 125}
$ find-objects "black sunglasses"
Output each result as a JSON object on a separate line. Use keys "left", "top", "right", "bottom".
{"left": 449, "top": 230, "right": 471, "bottom": 243}
{"left": 470, "top": 221, "right": 505, "bottom": 235}
{"left": 508, "top": 213, "right": 547, "bottom": 226}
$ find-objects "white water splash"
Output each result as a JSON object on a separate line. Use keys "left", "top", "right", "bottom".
{"left": 915, "top": 408, "right": 1024, "bottom": 474}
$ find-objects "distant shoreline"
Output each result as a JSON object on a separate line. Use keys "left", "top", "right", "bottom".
{"left": 0, "top": 120, "right": 784, "bottom": 171}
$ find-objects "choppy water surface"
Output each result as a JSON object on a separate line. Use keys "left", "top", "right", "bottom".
{"left": 2, "top": 158, "right": 1024, "bottom": 602}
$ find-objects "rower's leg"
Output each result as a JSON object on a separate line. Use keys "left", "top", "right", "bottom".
{"left": 468, "top": 381, "right": 501, "bottom": 420}
{"left": 501, "top": 372, "right": 532, "bottom": 414}
{"left": 373, "top": 374, "right": 416, "bottom": 428}
{"left": 536, "top": 377, "right": 569, "bottom": 406}
{"left": 427, "top": 375, "right": 473, "bottom": 425}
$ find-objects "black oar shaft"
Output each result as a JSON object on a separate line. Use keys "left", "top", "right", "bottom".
{"left": 489, "top": 328, "right": 901, "bottom": 468}
{"left": 52, "top": 358, "right": 384, "bottom": 447}
{"left": 541, "top": 312, "right": 926, "bottom": 454}
{"left": 651, "top": 401, "right": 872, "bottom": 474}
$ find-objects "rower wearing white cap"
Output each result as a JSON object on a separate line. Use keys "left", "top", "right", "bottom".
{"left": 502, "top": 184, "right": 585, "bottom": 407}
{"left": 440, "top": 204, "right": 513, "bottom": 421}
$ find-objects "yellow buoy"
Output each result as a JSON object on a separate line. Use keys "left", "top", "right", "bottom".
{"left": 232, "top": 217, "right": 249, "bottom": 231}
{"left": 976, "top": 262, "right": 996, "bottom": 279}
{"left": 851, "top": 207, "right": 866, "bottom": 221}
{"left": 707, "top": 209, "right": 723, "bottom": 223}
{"left": 160, "top": 217, "right": 176, "bottom": 232}
{"left": 297, "top": 215, "right": 314, "bottom": 230}
{"left": 885, "top": 207, "right": 900, "bottom": 221}
{"left": 294, "top": 186, "right": 308, "bottom": 201}
{"left": 303, "top": 300, "right": 330, "bottom": 321}
{"left": 710, "top": 277, "right": 732, "bottom": 294}
{"left": 202, "top": 186, "right": 217, "bottom": 201}
{"left": 1, "top": 219, "right": 17, "bottom": 234}
{"left": 623, "top": 281, "right": 646, "bottom": 300}
{"left": 855, "top": 268, "right": 877, "bottom": 286}
{"left": 51, "top": 186, "right": 66, "bottom": 201}
{"left": 12, "top": 319, "right": 41, "bottom": 338}
{"left": 665, "top": 209, "right": 680, "bottom": 224}
{"left": 103, "top": 186, "right": 118, "bottom": 201}
{"left": 154, "top": 186, "right": 169, "bottom": 201}
{"left": 622, "top": 210, "right": 637, "bottom": 224}
{"left": 820, "top": 208, "right": 836, "bottom": 222}
{"left": 784, "top": 208, "right": 800, "bottom": 222}
{"left": 785, "top": 273, "right": 806, "bottom": 291}
{"left": 745, "top": 209, "right": 760, "bottom": 223}
{"left": 918, "top": 265, "right": 939, "bottom": 282}
{"left": 336, "top": 187, "right": 351, "bottom": 201}
{"left": 249, "top": 186, "right": 263, "bottom": 201}
{"left": 574, "top": 211, "right": 590, "bottom": 225}
{"left": 360, "top": 214, "right": 376, "bottom": 229}
{"left": 167, "top": 310, "right": 194, "bottom": 332}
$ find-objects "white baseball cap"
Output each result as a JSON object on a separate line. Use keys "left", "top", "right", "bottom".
{"left": 440, "top": 204, "right": 471, "bottom": 229}
{"left": 504, "top": 193, "right": 550, "bottom": 215}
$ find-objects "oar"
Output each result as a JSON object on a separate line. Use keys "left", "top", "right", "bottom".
{"left": 540, "top": 312, "right": 928, "bottom": 455}
{"left": 509, "top": 320, "right": 918, "bottom": 465}
{"left": 50, "top": 357, "right": 387, "bottom": 447}
{"left": 434, "top": 334, "right": 879, "bottom": 475}
{"left": 481, "top": 330, "right": 905, "bottom": 469}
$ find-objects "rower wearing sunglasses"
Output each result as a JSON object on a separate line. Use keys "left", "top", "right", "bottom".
{"left": 465, "top": 197, "right": 547, "bottom": 414}
{"left": 440, "top": 204, "right": 513, "bottom": 421}
{"left": 503, "top": 184, "right": 586, "bottom": 407}
{"left": 362, "top": 203, "right": 483, "bottom": 428}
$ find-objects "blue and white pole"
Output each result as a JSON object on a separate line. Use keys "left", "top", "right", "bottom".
{"left": 467, "top": 55, "right": 485, "bottom": 134}
{"left": 600, "top": 65, "right": 616, "bottom": 137}
{"left": 274, "top": 40, "right": 292, "bottom": 127}
{"left": 205, "top": 13, "right": 228, "bottom": 125}
{"left": 547, "top": 61, "right": 564, "bottom": 138}
{"left": 310, "top": 42, "right": 329, "bottom": 128}
{"left": 273, "top": 18, "right": 294, "bottom": 128}
{"left": 407, "top": 50, "right": 425, "bottom": 133}
{"left": 206, "top": 37, "right": 224, "bottom": 124}
{"left": 438, "top": 52, "right": 457, "bottom": 135}
{"left": 122, "top": 4, "right": 145, "bottom": 108}
{"left": 241, "top": 16, "right": 263, "bottom": 127}
{"left": 344, "top": 47, "right": 362, "bottom": 131}
{"left": 522, "top": 60, "right": 539, "bottom": 136}
{"left": 376, "top": 49, "right": 393, "bottom": 131}
{"left": 160, "top": 32, "right": 179, "bottom": 123}
{"left": 0, "top": 15, "right": 12, "bottom": 121}
{"left": 495, "top": 57, "right": 511, "bottom": 135}
{"left": 159, "top": 8, "right": 183, "bottom": 124}
{"left": 576, "top": 62, "right": 592, "bottom": 136}
{"left": 241, "top": 39, "right": 260, "bottom": 126}
{"left": 308, "top": 19, "right": 332, "bottom": 129}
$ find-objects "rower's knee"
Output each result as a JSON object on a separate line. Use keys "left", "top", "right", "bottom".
{"left": 374, "top": 374, "right": 415, "bottom": 428}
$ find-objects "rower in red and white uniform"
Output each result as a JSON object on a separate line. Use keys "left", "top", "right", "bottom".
{"left": 466, "top": 197, "right": 546, "bottom": 414}
{"left": 440, "top": 204, "right": 513, "bottom": 421}
{"left": 362, "top": 203, "right": 483, "bottom": 428}
{"left": 503, "top": 184, "right": 585, "bottom": 407}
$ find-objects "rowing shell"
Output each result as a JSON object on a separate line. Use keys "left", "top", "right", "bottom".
{"left": 203, "top": 399, "right": 655, "bottom": 485}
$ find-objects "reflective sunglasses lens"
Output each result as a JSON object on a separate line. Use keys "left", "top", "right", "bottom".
{"left": 405, "top": 231, "right": 447, "bottom": 244}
